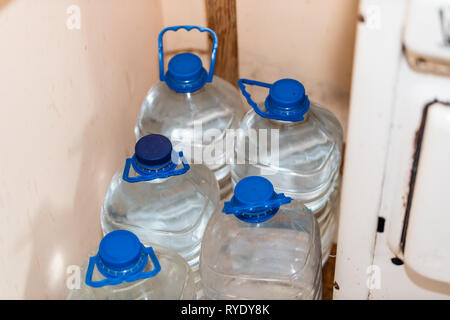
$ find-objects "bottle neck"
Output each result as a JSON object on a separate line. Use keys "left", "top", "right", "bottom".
{"left": 90, "top": 257, "right": 155, "bottom": 291}
{"left": 266, "top": 109, "right": 310, "bottom": 126}
{"left": 235, "top": 207, "right": 280, "bottom": 224}
{"left": 165, "top": 80, "right": 208, "bottom": 97}
{"left": 130, "top": 158, "right": 175, "bottom": 183}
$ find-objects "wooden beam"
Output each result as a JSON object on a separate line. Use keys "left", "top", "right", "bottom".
{"left": 206, "top": 0, "right": 239, "bottom": 87}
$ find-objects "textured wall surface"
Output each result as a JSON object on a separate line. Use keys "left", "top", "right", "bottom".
{"left": 0, "top": 0, "right": 162, "bottom": 299}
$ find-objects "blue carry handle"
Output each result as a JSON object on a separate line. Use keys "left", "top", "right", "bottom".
{"left": 85, "top": 246, "right": 161, "bottom": 288}
{"left": 238, "top": 79, "right": 309, "bottom": 122}
{"left": 158, "top": 25, "right": 218, "bottom": 83}
{"left": 122, "top": 151, "right": 190, "bottom": 183}
{"left": 238, "top": 79, "right": 277, "bottom": 120}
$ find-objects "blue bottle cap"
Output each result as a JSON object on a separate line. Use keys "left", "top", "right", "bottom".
{"left": 266, "top": 78, "right": 309, "bottom": 114}
{"left": 223, "top": 176, "right": 292, "bottom": 223}
{"left": 135, "top": 134, "right": 173, "bottom": 167}
{"left": 165, "top": 53, "right": 208, "bottom": 93}
{"left": 238, "top": 78, "right": 310, "bottom": 122}
{"left": 234, "top": 176, "right": 275, "bottom": 206}
{"left": 98, "top": 230, "right": 143, "bottom": 271}
{"left": 269, "top": 79, "right": 306, "bottom": 108}
{"left": 85, "top": 230, "right": 162, "bottom": 288}
{"left": 168, "top": 53, "right": 203, "bottom": 80}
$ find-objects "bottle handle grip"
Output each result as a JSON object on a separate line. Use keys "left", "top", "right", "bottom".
{"left": 238, "top": 79, "right": 275, "bottom": 119}
{"left": 158, "top": 25, "right": 218, "bottom": 83}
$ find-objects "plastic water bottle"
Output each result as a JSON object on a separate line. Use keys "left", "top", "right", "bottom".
{"left": 135, "top": 25, "right": 244, "bottom": 200}
{"left": 100, "top": 134, "right": 219, "bottom": 297}
{"left": 232, "top": 78, "right": 343, "bottom": 263}
{"left": 66, "top": 230, "right": 196, "bottom": 300}
{"left": 200, "top": 176, "right": 322, "bottom": 300}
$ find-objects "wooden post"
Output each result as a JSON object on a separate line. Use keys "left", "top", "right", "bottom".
{"left": 206, "top": 0, "right": 239, "bottom": 87}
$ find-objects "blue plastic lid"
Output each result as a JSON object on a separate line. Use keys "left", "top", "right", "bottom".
{"left": 135, "top": 134, "right": 173, "bottom": 167}
{"left": 98, "top": 230, "right": 143, "bottom": 270}
{"left": 238, "top": 78, "right": 311, "bottom": 122}
{"left": 269, "top": 79, "right": 305, "bottom": 108}
{"left": 234, "top": 176, "right": 275, "bottom": 206}
{"left": 168, "top": 53, "right": 203, "bottom": 80}
{"left": 223, "top": 176, "right": 292, "bottom": 223}
{"left": 85, "top": 230, "right": 162, "bottom": 287}
{"left": 266, "top": 78, "right": 309, "bottom": 113}
{"left": 165, "top": 53, "right": 208, "bottom": 93}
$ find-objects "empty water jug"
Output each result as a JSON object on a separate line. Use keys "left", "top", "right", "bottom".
{"left": 135, "top": 25, "right": 244, "bottom": 199}
{"left": 100, "top": 134, "right": 219, "bottom": 296}
{"left": 232, "top": 78, "right": 343, "bottom": 263}
{"left": 200, "top": 176, "right": 322, "bottom": 300}
{"left": 66, "top": 230, "right": 195, "bottom": 300}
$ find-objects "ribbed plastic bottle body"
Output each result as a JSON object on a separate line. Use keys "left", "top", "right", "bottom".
{"left": 135, "top": 76, "right": 244, "bottom": 200}
{"left": 66, "top": 245, "right": 196, "bottom": 300}
{"left": 100, "top": 164, "right": 219, "bottom": 294}
{"left": 231, "top": 103, "right": 343, "bottom": 262}
{"left": 200, "top": 201, "right": 322, "bottom": 300}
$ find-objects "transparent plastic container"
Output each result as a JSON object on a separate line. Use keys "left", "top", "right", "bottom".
{"left": 67, "top": 230, "right": 195, "bottom": 300}
{"left": 135, "top": 26, "right": 244, "bottom": 200}
{"left": 232, "top": 79, "right": 343, "bottom": 263}
{"left": 200, "top": 176, "right": 322, "bottom": 300}
{"left": 100, "top": 134, "right": 219, "bottom": 297}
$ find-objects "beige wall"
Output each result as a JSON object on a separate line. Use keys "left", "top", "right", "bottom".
{"left": 237, "top": 0, "right": 358, "bottom": 130}
{"left": 0, "top": 0, "right": 162, "bottom": 299}
{"left": 0, "top": 0, "right": 357, "bottom": 299}
{"left": 159, "top": 0, "right": 210, "bottom": 75}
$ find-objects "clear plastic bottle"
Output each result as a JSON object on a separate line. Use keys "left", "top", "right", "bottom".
{"left": 200, "top": 176, "right": 322, "bottom": 300}
{"left": 135, "top": 26, "right": 244, "bottom": 200}
{"left": 66, "top": 230, "right": 195, "bottom": 300}
{"left": 101, "top": 134, "right": 219, "bottom": 297}
{"left": 232, "top": 79, "right": 343, "bottom": 263}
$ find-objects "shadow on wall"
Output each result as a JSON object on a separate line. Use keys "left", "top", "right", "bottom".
{"left": 20, "top": 0, "right": 162, "bottom": 299}
{"left": 405, "top": 265, "right": 450, "bottom": 296}
{"left": 21, "top": 88, "right": 130, "bottom": 298}
{"left": 20, "top": 98, "right": 131, "bottom": 298}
